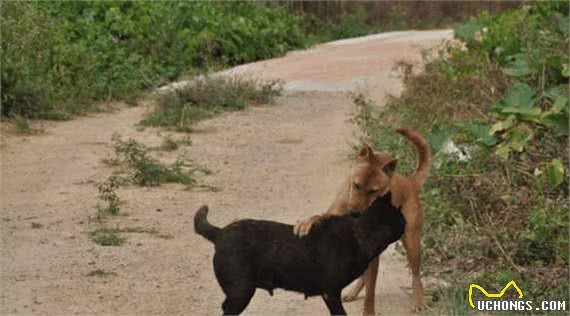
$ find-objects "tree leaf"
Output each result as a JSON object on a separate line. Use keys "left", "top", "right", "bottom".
{"left": 546, "top": 159, "right": 565, "bottom": 188}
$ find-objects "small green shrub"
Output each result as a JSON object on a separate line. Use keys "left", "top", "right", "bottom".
{"left": 90, "top": 229, "right": 125, "bottom": 246}
{"left": 97, "top": 176, "right": 121, "bottom": 216}
{"left": 143, "top": 76, "right": 283, "bottom": 132}
{"left": 111, "top": 134, "right": 197, "bottom": 187}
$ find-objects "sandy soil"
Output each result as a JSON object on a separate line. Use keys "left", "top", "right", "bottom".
{"left": 0, "top": 30, "right": 451, "bottom": 315}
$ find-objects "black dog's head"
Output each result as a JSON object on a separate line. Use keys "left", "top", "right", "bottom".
{"left": 349, "top": 191, "right": 393, "bottom": 218}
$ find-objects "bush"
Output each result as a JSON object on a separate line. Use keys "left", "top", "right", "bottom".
{"left": 142, "top": 76, "right": 283, "bottom": 132}
{"left": 1, "top": 1, "right": 305, "bottom": 119}
{"left": 111, "top": 135, "right": 197, "bottom": 187}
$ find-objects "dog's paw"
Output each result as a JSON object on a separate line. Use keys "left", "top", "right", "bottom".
{"left": 362, "top": 308, "right": 376, "bottom": 316}
{"left": 411, "top": 303, "right": 425, "bottom": 313}
{"left": 293, "top": 215, "right": 321, "bottom": 237}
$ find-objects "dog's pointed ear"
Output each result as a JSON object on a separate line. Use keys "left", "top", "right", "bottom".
{"left": 382, "top": 159, "right": 398, "bottom": 177}
{"left": 358, "top": 144, "right": 374, "bottom": 161}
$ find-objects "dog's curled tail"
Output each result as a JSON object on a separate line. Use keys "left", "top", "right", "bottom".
{"left": 194, "top": 205, "right": 221, "bottom": 243}
{"left": 396, "top": 128, "right": 431, "bottom": 187}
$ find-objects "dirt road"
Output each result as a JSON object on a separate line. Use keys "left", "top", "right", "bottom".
{"left": 0, "top": 30, "right": 451, "bottom": 315}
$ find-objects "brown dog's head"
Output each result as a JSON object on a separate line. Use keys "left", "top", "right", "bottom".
{"left": 346, "top": 144, "right": 397, "bottom": 213}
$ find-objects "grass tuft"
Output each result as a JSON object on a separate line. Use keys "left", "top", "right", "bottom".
{"left": 142, "top": 76, "right": 283, "bottom": 132}
{"left": 111, "top": 134, "right": 197, "bottom": 187}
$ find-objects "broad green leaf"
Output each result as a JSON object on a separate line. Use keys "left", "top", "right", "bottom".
{"left": 500, "top": 106, "right": 542, "bottom": 117}
{"left": 495, "top": 125, "right": 533, "bottom": 159}
{"left": 493, "top": 83, "right": 537, "bottom": 113}
{"left": 563, "top": 64, "right": 570, "bottom": 78}
{"left": 502, "top": 54, "right": 534, "bottom": 77}
{"left": 454, "top": 20, "right": 483, "bottom": 43}
{"left": 490, "top": 115, "right": 515, "bottom": 135}
{"left": 543, "top": 113, "right": 569, "bottom": 136}
{"left": 542, "top": 96, "right": 569, "bottom": 135}
{"left": 502, "top": 83, "right": 536, "bottom": 108}
{"left": 461, "top": 122, "right": 497, "bottom": 147}
{"left": 544, "top": 85, "right": 566, "bottom": 101}
{"left": 428, "top": 126, "right": 457, "bottom": 153}
{"left": 552, "top": 95, "right": 569, "bottom": 114}
{"left": 546, "top": 159, "right": 565, "bottom": 188}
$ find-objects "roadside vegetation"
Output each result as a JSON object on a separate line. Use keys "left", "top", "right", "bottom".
{"left": 107, "top": 134, "right": 208, "bottom": 189}
{"left": 0, "top": 1, "right": 303, "bottom": 120}
{"left": 353, "top": 3, "right": 568, "bottom": 313}
{"left": 2, "top": 1, "right": 515, "bottom": 124}
{"left": 143, "top": 76, "right": 283, "bottom": 132}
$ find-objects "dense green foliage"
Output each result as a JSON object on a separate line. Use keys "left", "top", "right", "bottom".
{"left": 1, "top": 1, "right": 305, "bottom": 118}
{"left": 354, "top": 3, "right": 569, "bottom": 312}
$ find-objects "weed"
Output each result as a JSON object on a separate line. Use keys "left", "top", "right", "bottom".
{"left": 89, "top": 226, "right": 172, "bottom": 246}
{"left": 90, "top": 229, "right": 125, "bottom": 247}
{"left": 97, "top": 176, "right": 121, "bottom": 216}
{"left": 111, "top": 134, "right": 197, "bottom": 187}
{"left": 155, "top": 134, "right": 192, "bottom": 152}
{"left": 159, "top": 135, "right": 179, "bottom": 152}
{"left": 142, "top": 76, "right": 282, "bottom": 132}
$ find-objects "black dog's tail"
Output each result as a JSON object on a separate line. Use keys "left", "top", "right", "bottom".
{"left": 194, "top": 205, "right": 221, "bottom": 243}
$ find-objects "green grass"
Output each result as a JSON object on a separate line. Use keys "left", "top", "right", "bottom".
{"left": 142, "top": 76, "right": 283, "bottom": 132}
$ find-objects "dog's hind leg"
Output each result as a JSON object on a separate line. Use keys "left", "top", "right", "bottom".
{"left": 322, "top": 291, "right": 346, "bottom": 316}
{"left": 221, "top": 289, "right": 255, "bottom": 316}
{"left": 363, "top": 256, "right": 380, "bottom": 316}
{"left": 402, "top": 229, "right": 424, "bottom": 313}
{"left": 215, "top": 254, "right": 256, "bottom": 315}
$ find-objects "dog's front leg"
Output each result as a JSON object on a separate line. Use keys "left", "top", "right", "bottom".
{"left": 322, "top": 291, "right": 347, "bottom": 316}
{"left": 363, "top": 256, "right": 380, "bottom": 316}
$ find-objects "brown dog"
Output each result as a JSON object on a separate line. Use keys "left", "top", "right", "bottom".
{"left": 294, "top": 128, "right": 431, "bottom": 315}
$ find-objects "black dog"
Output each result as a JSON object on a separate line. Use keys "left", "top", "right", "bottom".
{"left": 194, "top": 192, "right": 405, "bottom": 315}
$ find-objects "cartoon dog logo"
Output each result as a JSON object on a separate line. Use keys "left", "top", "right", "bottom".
{"left": 468, "top": 280, "right": 524, "bottom": 308}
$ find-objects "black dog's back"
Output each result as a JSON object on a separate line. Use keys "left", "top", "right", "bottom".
{"left": 194, "top": 192, "right": 404, "bottom": 315}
